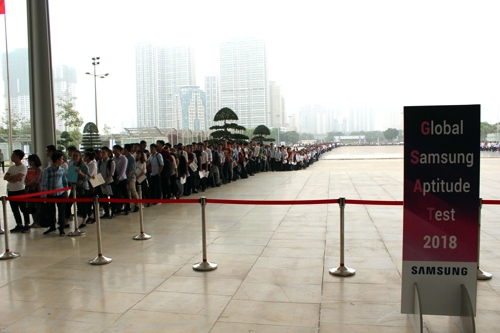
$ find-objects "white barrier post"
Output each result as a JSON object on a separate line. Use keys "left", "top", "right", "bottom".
{"left": 68, "top": 185, "right": 85, "bottom": 237}
{"left": 89, "top": 196, "right": 112, "bottom": 265}
{"left": 477, "top": 198, "right": 492, "bottom": 280}
{"left": 0, "top": 196, "right": 20, "bottom": 259}
{"left": 133, "top": 185, "right": 151, "bottom": 240}
{"left": 329, "top": 197, "right": 355, "bottom": 277}
{"left": 193, "top": 196, "right": 217, "bottom": 271}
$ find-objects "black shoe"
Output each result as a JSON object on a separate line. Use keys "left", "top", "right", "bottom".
{"left": 88, "top": 218, "right": 96, "bottom": 224}
{"left": 132, "top": 206, "right": 139, "bottom": 213}
{"left": 10, "top": 226, "right": 23, "bottom": 233}
{"left": 216, "top": 184, "right": 221, "bottom": 187}
{"left": 124, "top": 211, "right": 129, "bottom": 215}
{"left": 100, "top": 213, "right": 110, "bottom": 219}
{"left": 78, "top": 223, "right": 86, "bottom": 228}
{"left": 145, "top": 204, "right": 151, "bottom": 208}
{"left": 193, "top": 190, "right": 198, "bottom": 193}
{"left": 21, "top": 225, "right": 31, "bottom": 233}
{"left": 58, "top": 228, "right": 65, "bottom": 236}
{"left": 43, "top": 227, "right": 57, "bottom": 235}
{"left": 109, "top": 213, "right": 115, "bottom": 219}
{"left": 64, "top": 224, "right": 70, "bottom": 229}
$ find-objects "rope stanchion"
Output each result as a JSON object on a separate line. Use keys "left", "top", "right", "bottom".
{"left": 133, "top": 186, "right": 151, "bottom": 241}
{"left": 193, "top": 196, "right": 217, "bottom": 271}
{"left": 329, "top": 197, "right": 355, "bottom": 277}
{"left": 89, "top": 196, "right": 112, "bottom": 265}
{"left": 68, "top": 185, "right": 85, "bottom": 237}
{"left": 0, "top": 196, "right": 20, "bottom": 260}
{"left": 477, "top": 198, "right": 492, "bottom": 280}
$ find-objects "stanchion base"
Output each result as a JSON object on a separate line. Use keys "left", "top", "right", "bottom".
{"left": 0, "top": 251, "right": 20, "bottom": 260}
{"left": 329, "top": 265, "right": 356, "bottom": 277}
{"left": 0, "top": 228, "right": 4, "bottom": 234}
{"left": 477, "top": 268, "right": 493, "bottom": 280}
{"left": 133, "top": 233, "right": 152, "bottom": 240}
{"left": 67, "top": 230, "right": 86, "bottom": 237}
{"left": 193, "top": 261, "right": 217, "bottom": 271}
{"left": 89, "top": 255, "right": 112, "bottom": 265}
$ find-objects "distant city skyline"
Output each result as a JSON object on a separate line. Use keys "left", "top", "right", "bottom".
{"left": 1, "top": 0, "right": 500, "bottom": 134}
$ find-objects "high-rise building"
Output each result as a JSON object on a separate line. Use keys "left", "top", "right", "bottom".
{"left": 204, "top": 75, "right": 219, "bottom": 129}
{"left": 299, "top": 105, "right": 329, "bottom": 134}
{"left": 220, "top": 38, "right": 268, "bottom": 129}
{"left": 2, "top": 48, "right": 30, "bottom": 120}
{"left": 136, "top": 43, "right": 196, "bottom": 128}
{"left": 269, "top": 81, "right": 283, "bottom": 128}
{"left": 53, "top": 65, "right": 77, "bottom": 131}
{"left": 174, "top": 86, "right": 206, "bottom": 131}
{"left": 347, "top": 107, "right": 375, "bottom": 132}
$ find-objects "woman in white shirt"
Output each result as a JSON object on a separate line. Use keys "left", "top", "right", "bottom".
{"left": 4, "top": 150, "right": 30, "bottom": 233}
{"left": 135, "top": 150, "right": 150, "bottom": 206}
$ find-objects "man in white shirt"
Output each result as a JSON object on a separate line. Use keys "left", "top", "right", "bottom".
{"left": 4, "top": 150, "right": 30, "bottom": 233}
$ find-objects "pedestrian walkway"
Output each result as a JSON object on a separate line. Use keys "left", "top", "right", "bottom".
{"left": 0, "top": 146, "right": 499, "bottom": 332}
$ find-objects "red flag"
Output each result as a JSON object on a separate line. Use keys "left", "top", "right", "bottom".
{"left": 0, "top": 0, "right": 4, "bottom": 15}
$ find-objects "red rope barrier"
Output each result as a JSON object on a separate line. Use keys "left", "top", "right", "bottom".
{"left": 482, "top": 200, "right": 500, "bottom": 205}
{"left": 102, "top": 198, "right": 200, "bottom": 204}
{"left": 7, "top": 186, "right": 72, "bottom": 200}
{"left": 346, "top": 199, "right": 403, "bottom": 206}
{"left": 7, "top": 197, "right": 94, "bottom": 203}
{"left": 206, "top": 198, "right": 339, "bottom": 205}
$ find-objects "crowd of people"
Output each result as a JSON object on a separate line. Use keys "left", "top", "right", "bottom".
{"left": 480, "top": 141, "right": 500, "bottom": 151}
{"left": 3, "top": 140, "right": 334, "bottom": 236}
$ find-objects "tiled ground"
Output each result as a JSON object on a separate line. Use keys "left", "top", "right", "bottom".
{"left": 0, "top": 146, "right": 499, "bottom": 332}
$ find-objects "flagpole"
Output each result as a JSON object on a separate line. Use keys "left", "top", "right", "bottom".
{"left": 3, "top": 10, "right": 13, "bottom": 158}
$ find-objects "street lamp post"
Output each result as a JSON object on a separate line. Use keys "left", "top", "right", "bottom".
{"left": 86, "top": 57, "right": 109, "bottom": 131}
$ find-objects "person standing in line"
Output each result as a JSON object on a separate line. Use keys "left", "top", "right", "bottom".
{"left": 5, "top": 150, "right": 30, "bottom": 233}
{"left": 0, "top": 148, "right": 5, "bottom": 173}
{"left": 97, "top": 147, "right": 116, "bottom": 219}
{"left": 147, "top": 144, "right": 163, "bottom": 202}
{"left": 112, "top": 145, "right": 130, "bottom": 215}
{"left": 25, "top": 154, "right": 43, "bottom": 228}
{"left": 41, "top": 151, "right": 68, "bottom": 236}
{"left": 123, "top": 144, "right": 139, "bottom": 212}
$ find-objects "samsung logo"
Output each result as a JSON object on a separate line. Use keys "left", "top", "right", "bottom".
{"left": 411, "top": 266, "right": 468, "bottom": 276}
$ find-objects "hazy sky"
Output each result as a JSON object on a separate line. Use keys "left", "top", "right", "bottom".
{"left": 2, "top": 0, "right": 500, "bottom": 132}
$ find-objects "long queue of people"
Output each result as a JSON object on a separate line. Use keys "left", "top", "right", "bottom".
{"left": 3, "top": 140, "right": 333, "bottom": 237}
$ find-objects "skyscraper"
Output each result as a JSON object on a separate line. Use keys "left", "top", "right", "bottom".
{"left": 269, "top": 81, "right": 283, "bottom": 128}
{"left": 174, "top": 86, "right": 206, "bottom": 131}
{"left": 53, "top": 65, "right": 77, "bottom": 131}
{"left": 2, "top": 48, "right": 30, "bottom": 120}
{"left": 136, "top": 43, "right": 196, "bottom": 128}
{"left": 204, "top": 75, "right": 219, "bottom": 129}
{"left": 220, "top": 38, "right": 268, "bottom": 129}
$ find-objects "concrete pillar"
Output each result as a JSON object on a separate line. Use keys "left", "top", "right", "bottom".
{"left": 26, "top": 0, "right": 56, "bottom": 166}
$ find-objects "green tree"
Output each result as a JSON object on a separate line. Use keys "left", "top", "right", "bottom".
{"left": 103, "top": 124, "right": 112, "bottom": 135}
{"left": 325, "top": 131, "right": 344, "bottom": 142}
{"left": 299, "top": 132, "right": 314, "bottom": 140}
{"left": 209, "top": 107, "right": 249, "bottom": 142}
{"left": 480, "top": 121, "right": 497, "bottom": 141}
{"left": 252, "top": 124, "right": 275, "bottom": 142}
{"left": 383, "top": 128, "right": 400, "bottom": 141}
{"left": 56, "top": 91, "right": 84, "bottom": 131}
{"left": 365, "top": 131, "right": 384, "bottom": 143}
{"left": 281, "top": 131, "right": 300, "bottom": 144}
{"left": 0, "top": 108, "right": 31, "bottom": 135}
{"left": 81, "top": 122, "right": 101, "bottom": 150}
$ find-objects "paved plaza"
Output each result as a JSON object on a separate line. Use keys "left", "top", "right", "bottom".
{"left": 1, "top": 145, "right": 500, "bottom": 332}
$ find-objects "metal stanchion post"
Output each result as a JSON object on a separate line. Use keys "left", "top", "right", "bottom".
{"left": 133, "top": 185, "right": 151, "bottom": 240}
{"left": 330, "top": 197, "right": 355, "bottom": 277}
{"left": 68, "top": 185, "right": 85, "bottom": 237}
{"left": 0, "top": 196, "right": 20, "bottom": 260}
{"left": 89, "top": 196, "right": 112, "bottom": 265}
{"left": 193, "top": 196, "right": 217, "bottom": 271}
{"left": 477, "top": 198, "right": 492, "bottom": 280}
